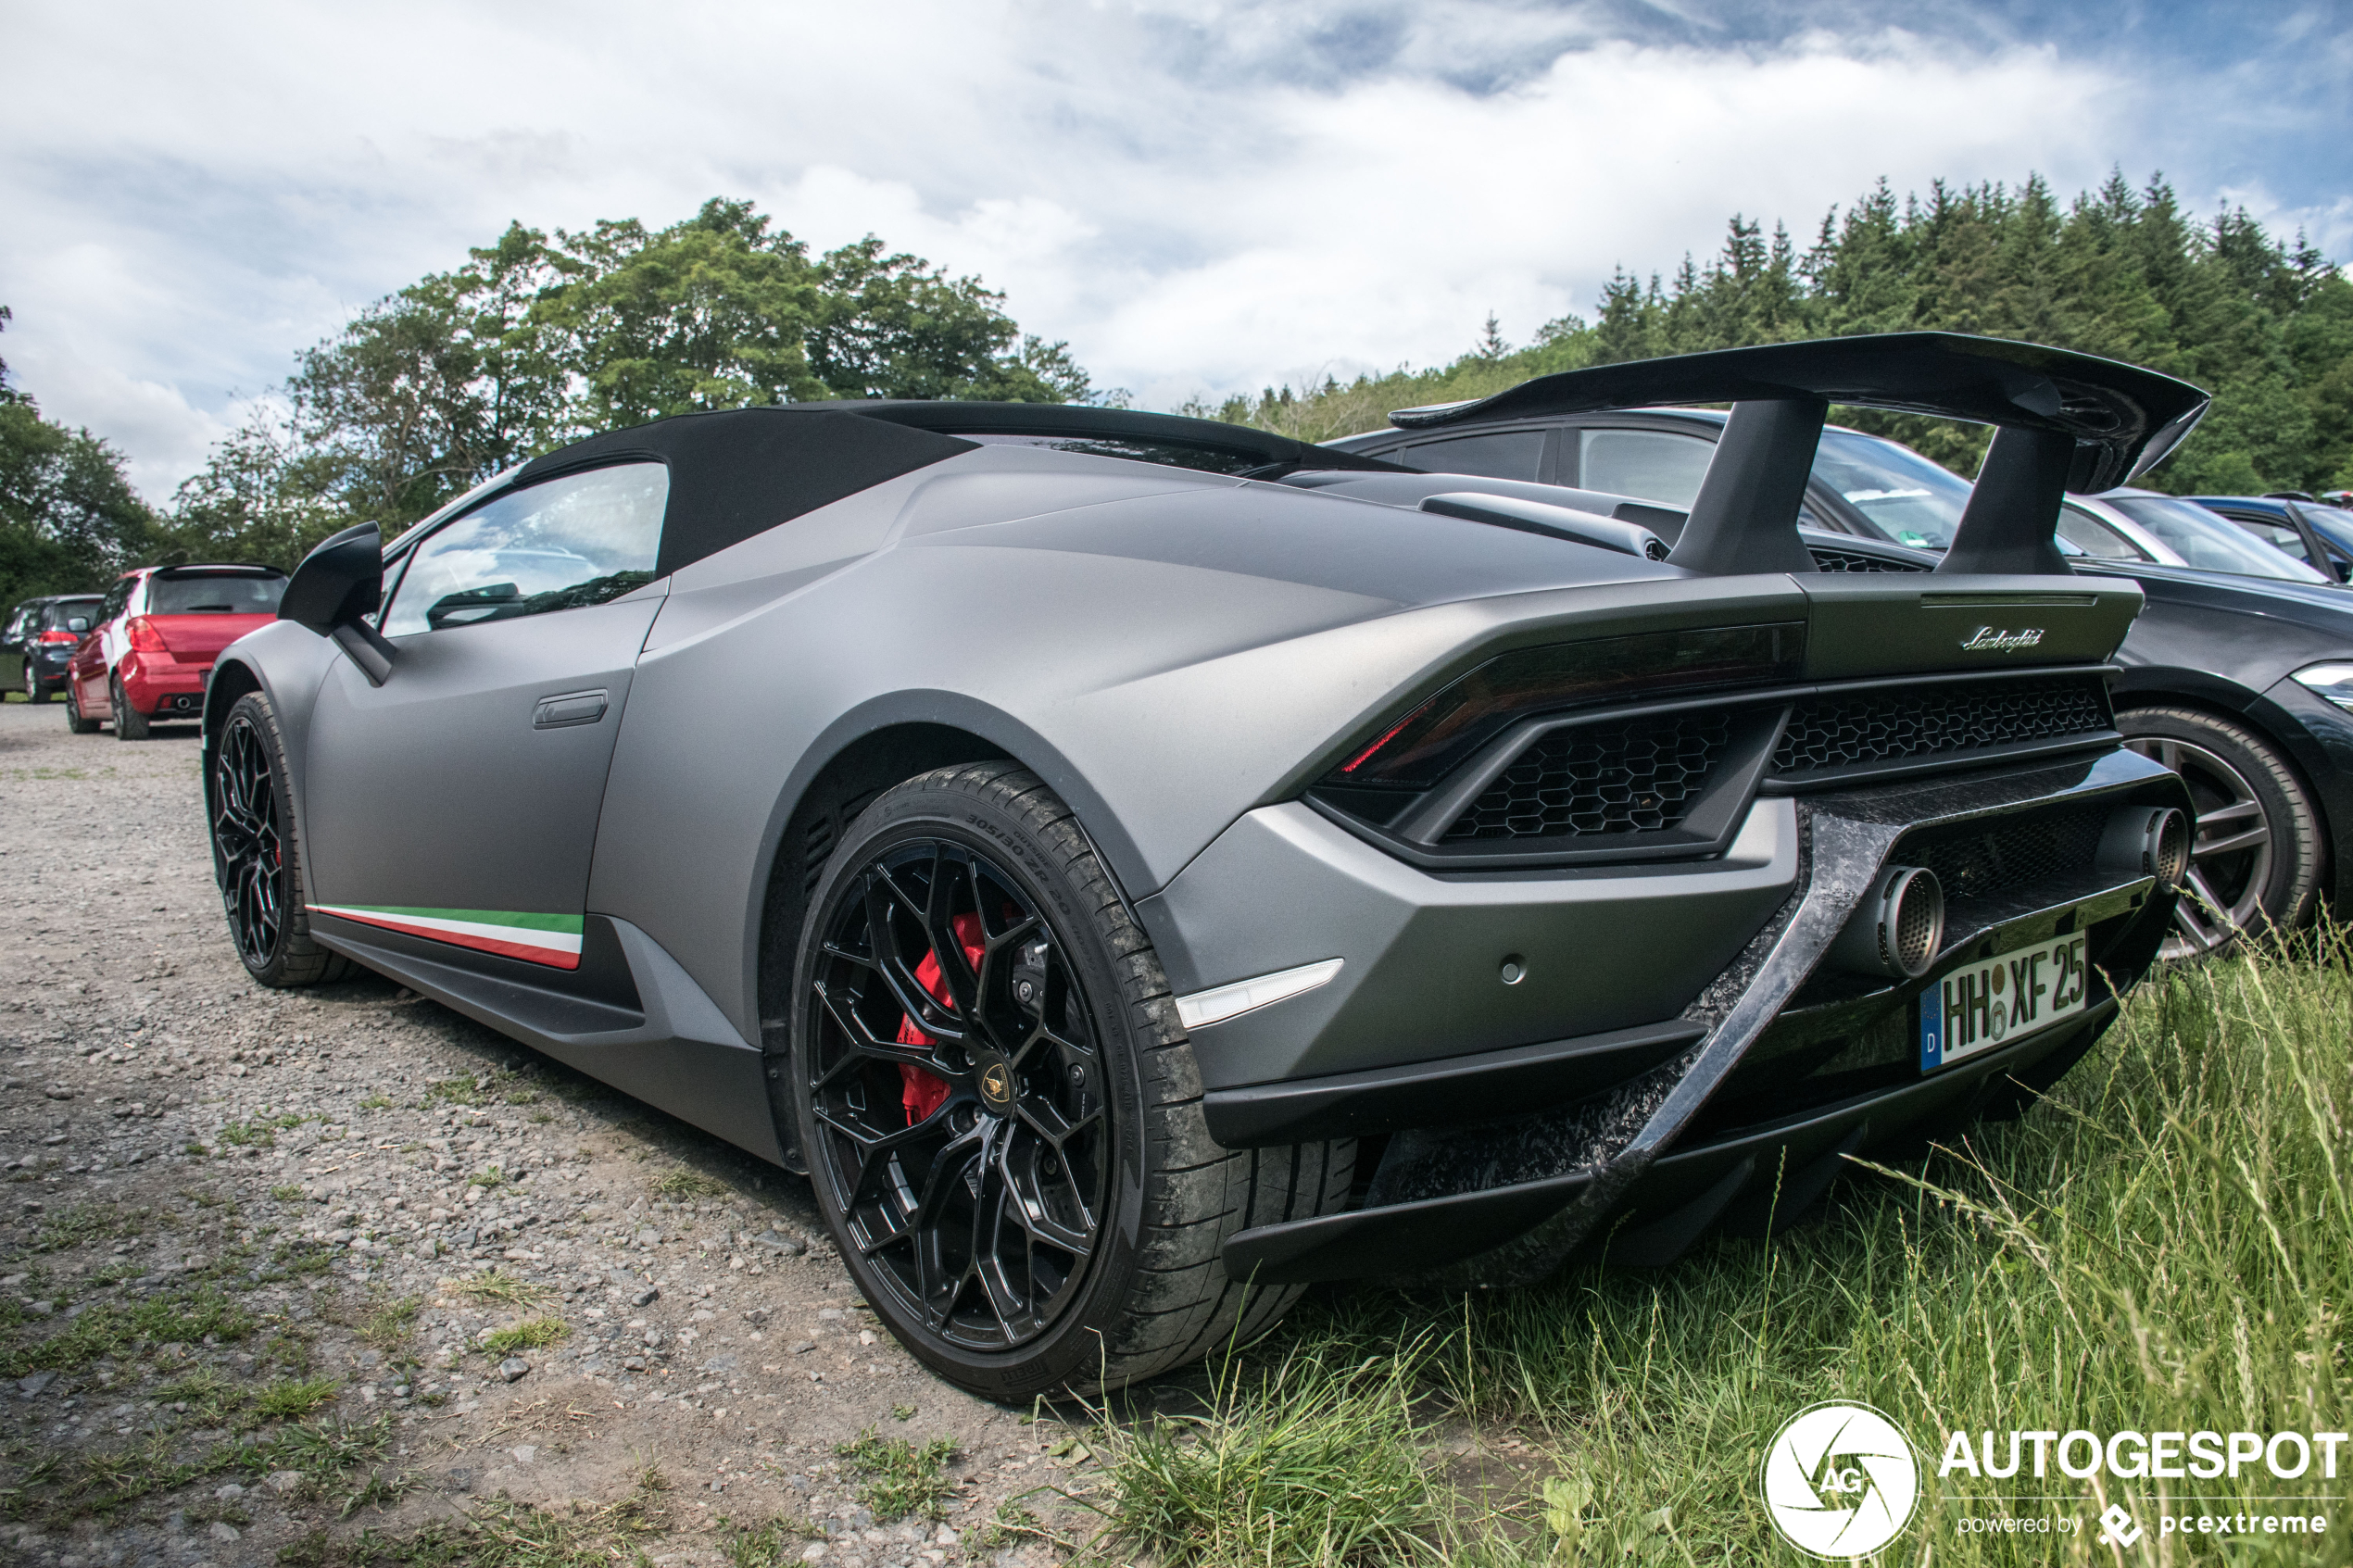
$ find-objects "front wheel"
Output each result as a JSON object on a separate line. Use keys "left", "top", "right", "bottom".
{"left": 2120, "top": 706, "right": 2322, "bottom": 959}
{"left": 790, "top": 763, "right": 1353, "bottom": 1400}
{"left": 208, "top": 691, "right": 349, "bottom": 987}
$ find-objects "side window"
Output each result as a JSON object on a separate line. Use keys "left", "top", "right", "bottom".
{"left": 2057, "top": 505, "right": 2151, "bottom": 561}
{"left": 1398, "top": 429, "right": 1546, "bottom": 481}
{"left": 381, "top": 463, "right": 668, "bottom": 637}
{"left": 1577, "top": 429, "right": 1715, "bottom": 509}
{"left": 99, "top": 580, "right": 134, "bottom": 623}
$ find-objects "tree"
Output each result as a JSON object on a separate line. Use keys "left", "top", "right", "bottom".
{"left": 0, "top": 307, "right": 159, "bottom": 605}
{"left": 170, "top": 196, "right": 1101, "bottom": 543}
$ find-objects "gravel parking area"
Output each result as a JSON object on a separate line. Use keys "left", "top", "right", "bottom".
{"left": 0, "top": 700, "right": 1095, "bottom": 1567}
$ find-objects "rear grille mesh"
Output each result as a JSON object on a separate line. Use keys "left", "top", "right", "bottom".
{"left": 1773, "top": 676, "right": 2112, "bottom": 777}
{"left": 1444, "top": 712, "right": 1730, "bottom": 842}
{"left": 1903, "top": 805, "right": 2111, "bottom": 905}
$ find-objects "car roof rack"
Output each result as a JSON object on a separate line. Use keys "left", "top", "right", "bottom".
{"left": 1388, "top": 333, "right": 2208, "bottom": 578}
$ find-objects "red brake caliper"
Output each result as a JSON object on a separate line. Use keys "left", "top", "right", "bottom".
{"left": 898, "top": 911, "right": 984, "bottom": 1124}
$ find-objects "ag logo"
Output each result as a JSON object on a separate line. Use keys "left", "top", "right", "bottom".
{"left": 1761, "top": 1401, "right": 1919, "bottom": 1559}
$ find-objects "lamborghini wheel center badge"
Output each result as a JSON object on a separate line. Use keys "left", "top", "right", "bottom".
{"left": 979, "top": 1060, "right": 1014, "bottom": 1109}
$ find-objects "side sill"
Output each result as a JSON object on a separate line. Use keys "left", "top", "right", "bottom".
{"left": 312, "top": 913, "right": 790, "bottom": 1169}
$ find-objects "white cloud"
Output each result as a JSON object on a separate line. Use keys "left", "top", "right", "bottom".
{"left": 0, "top": 0, "right": 2309, "bottom": 497}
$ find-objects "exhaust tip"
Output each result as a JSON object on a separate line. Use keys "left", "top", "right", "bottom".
{"left": 1832, "top": 864, "right": 1945, "bottom": 980}
{"left": 2101, "top": 806, "right": 2191, "bottom": 890}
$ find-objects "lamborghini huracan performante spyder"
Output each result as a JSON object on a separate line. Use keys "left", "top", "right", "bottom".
{"left": 202, "top": 333, "right": 2198, "bottom": 1400}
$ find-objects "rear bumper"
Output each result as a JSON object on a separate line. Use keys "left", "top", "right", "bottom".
{"left": 1204, "top": 746, "right": 2187, "bottom": 1286}
{"left": 118, "top": 654, "right": 210, "bottom": 716}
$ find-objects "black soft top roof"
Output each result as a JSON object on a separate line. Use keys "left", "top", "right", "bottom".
{"left": 512, "top": 402, "right": 1402, "bottom": 579}
{"left": 1392, "top": 332, "right": 2208, "bottom": 495}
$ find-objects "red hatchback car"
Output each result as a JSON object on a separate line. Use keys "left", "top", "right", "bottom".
{"left": 67, "top": 564, "right": 287, "bottom": 738}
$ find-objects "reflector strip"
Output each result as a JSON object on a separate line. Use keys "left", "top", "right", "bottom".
{"left": 1174, "top": 959, "right": 1344, "bottom": 1031}
{"left": 308, "top": 904, "right": 585, "bottom": 970}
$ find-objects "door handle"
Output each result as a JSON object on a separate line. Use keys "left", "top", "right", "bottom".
{"left": 532, "top": 689, "right": 610, "bottom": 729}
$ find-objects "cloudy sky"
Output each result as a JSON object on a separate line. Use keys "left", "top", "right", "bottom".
{"left": 4, "top": 0, "right": 2347, "bottom": 498}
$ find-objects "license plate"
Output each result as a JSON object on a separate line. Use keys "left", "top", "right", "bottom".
{"left": 1919, "top": 932, "right": 2089, "bottom": 1072}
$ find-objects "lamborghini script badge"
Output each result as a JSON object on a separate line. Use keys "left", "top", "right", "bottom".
{"left": 1961, "top": 626, "right": 2045, "bottom": 652}
{"left": 980, "top": 1063, "right": 1013, "bottom": 1107}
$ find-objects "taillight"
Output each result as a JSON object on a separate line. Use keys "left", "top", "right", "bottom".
{"left": 39, "top": 629, "right": 80, "bottom": 644}
{"left": 1330, "top": 621, "right": 1808, "bottom": 789}
{"left": 126, "top": 616, "right": 167, "bottom": 653}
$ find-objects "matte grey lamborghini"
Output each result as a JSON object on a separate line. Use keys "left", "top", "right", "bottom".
{"left": 204, "top": 332, "right": 2201, "bottom": 1399}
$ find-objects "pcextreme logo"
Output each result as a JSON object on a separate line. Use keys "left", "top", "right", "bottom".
{"left": 1762, "top": 1402, "right": 1920, "bottom": 1559}
{"left": 1960, "top": 625, "right": 2045, "bottom": 652}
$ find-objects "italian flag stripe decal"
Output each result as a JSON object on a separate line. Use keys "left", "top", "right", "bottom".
{"left": 308, "top": 904, "right": 584, "bottom": 970}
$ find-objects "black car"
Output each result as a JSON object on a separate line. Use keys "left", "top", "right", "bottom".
{"left": 5, "top": 595, "right": 104, "bottom": 704}
{"left": 1330, "top": 405, "right": 2353, "bottom": 960}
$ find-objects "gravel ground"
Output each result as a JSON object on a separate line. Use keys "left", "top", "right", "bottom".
{"left": 0, "top": 699, "right": 1100, "bottom": 1568}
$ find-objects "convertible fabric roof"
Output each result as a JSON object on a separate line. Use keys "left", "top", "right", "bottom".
{"left": 1390, "top": 332, "right": 2210, "bottom": 495}
{"left": 514, "top": 408, "right": 979, "bottom": 580}
{"left": 513, "top": 401, "right": 1404, "bottom": 579}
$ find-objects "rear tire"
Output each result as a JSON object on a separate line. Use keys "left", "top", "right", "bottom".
{"left": 64, "top": 683, "right": 99, "bottom": 734}
{"left": 112, "top": 676, "right": 150, "bottom": 741}
{"left": 209, "top": 690, "right": 349, "bottom": 987}
{"left": 2120, "top": 706, "right": 2322, "bottom": 959}
{"left": 23, "top": 665, "right": 48, "bottom": 704}
{"left": 790, "top": 762, "right": 1352, "bottom": 1400}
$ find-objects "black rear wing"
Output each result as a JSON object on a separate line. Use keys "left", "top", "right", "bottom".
{"left": 1390, "top": 332, "right": 2208, "bottom": 578}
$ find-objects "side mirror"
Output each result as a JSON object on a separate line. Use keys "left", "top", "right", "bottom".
{"left": 281, "top": 521, "right": 397, "bottom": 684}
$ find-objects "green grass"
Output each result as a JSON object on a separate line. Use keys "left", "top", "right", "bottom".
{"left": 1089, "top": 936, "right": 2353, "bottom": 1566}
{"left": 359, "top": 1294, "right": 422, "bottom": 1351}
{"left": 650, "top": 1167, "right": 724, "bottom": 1199}
{"left": 481, "top": 1316, "right": 568, "bottom": 1355}
{"left": 270, "top": 1185, "right": 307, "bottom": 1203}
{"left": 283, "top": 1482, "right": 673, "bottom": 1565}
{"left": 467, "top": 1166, "right": 510, "bottom": 1190}
{"left": 0, "top": 1289, "right": 256, "bottom": 1377}
{"left": 834, "top": 1429, "right": 959, "bottom": 1523}
{"left": 450, "top": 1270, "right": 550, "bottom": 1310}
{"left": 29, "top": 1200, "right": 145, "bottom": 1253}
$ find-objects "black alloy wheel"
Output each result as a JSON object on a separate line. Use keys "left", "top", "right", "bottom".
{"left": 22, "top": 662, "right": 48, "bottom": 704}
{"left": 805, "top": 835, "right": 1111, "bottom": 1353}
{"left": 208, "top": 692, "right": 347, "bottom": 987}
{"left": 214, "top": 708, "right": 288, "bottom": 971}
{"left": 792, "top": 764, "right": 1354, "bottom": 1401}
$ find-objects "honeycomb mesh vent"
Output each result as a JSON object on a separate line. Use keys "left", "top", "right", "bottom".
{"left": 1443, "top": 712, "right": 1730, "bottom": 842}
{"left": 1774, "top": 676, "right": 2112, "bottom": 776}
{"left": 1809, "top": 546, "right": 1930, "bottom": 574}
{"left": 1902, "top": 806, "right": 2111, "bottom": 906}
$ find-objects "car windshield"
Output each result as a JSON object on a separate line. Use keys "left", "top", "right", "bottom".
{"left": 44, "top": 600, "right": 101, "bottom": 631}
{"left": 148, "top": 574, "right": 286, "bottom": 614}
{"left": 1810, "top": 428, "right": 1976, "bottom": 549}
{"left": 2105, "top": 495, "right": 2328, "bottom": 582}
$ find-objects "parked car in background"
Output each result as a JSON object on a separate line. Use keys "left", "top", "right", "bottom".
{"left": 6, "top": 595, "right": 105, "bottom": 703}
{"left": 66, "top": 564, "right": 287, "bottom": 738}
{"left": 1329, "top": 408, "right": 2353, "bottom": 959}
{"left": 2192, "top": 494, "right": 2353, "bottom": 583}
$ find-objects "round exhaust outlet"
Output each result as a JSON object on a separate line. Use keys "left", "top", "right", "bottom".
{"left": 2100, "top": 806, "right": 2191, "bottom": 889}
{"left": 1830, "top": 864, "right": 1946, "bottom": 980}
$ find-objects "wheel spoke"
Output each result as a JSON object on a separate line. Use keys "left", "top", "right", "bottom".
{"left": 2193, "top": 825, "right": 2269, "bottom": 859}
{"left": 805, "top": 831, "right": 1111, "bottom": 1353}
